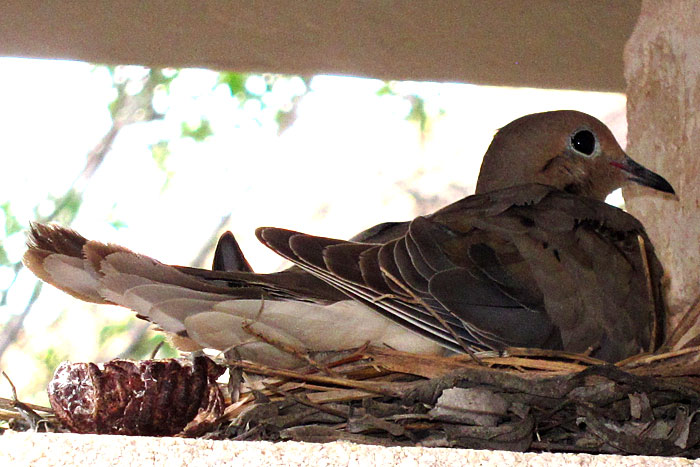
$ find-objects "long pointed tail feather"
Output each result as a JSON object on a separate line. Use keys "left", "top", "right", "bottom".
{"left": 23, "top": 223, "right": 441, "bottom": 366}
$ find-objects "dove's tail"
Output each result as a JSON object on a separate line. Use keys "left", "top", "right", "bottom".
{"left": 23, "top": 223, "right": 226, "bottom": 305}
{"left": 22, "top": 223, "right": 281, "bottom": 359}
{"left": 23, "top": 223, "right": 440, "bottom": 366}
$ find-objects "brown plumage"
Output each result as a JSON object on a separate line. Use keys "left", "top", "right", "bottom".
{"left": 23, "top": 111, "right": 675, "bottom": 365}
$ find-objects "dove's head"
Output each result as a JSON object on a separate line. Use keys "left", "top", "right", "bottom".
{"left": 475, "top": 110, "right": 675, "bottom": 201}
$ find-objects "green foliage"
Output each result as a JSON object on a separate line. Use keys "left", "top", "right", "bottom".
{"left": 376, "top": 84, "right": 393, "bottom": 96}
{"left": 0, "top": 246, "right": 9, "bottom": 267}
{"left": 106, "top": 66, "right": 178, "bottom": 121}
{"left": 406, "top": 95, "right": 428, "bottom": 134}
{"left": 1, "top": 202, "right": 22, "bottom": 236}
{"left": 98, "top": 321, "right": 132, "bottom": 345}
{"left": 151, "top": 140, "right": 171, "bottom": 170}
{"left": 376, "top": 83, "right": 435, "bottom": 133}
{"left": 38, "top": 347, "right": 69, "bottom": 374}
{"left": 147, "top": 336, "right": 178, "bottom": 359}
{"left": 127, "top": 334, "right": 178, "bottom": 360}
{"left": 0, "top": 202, "right": 19, "bottom": 268}
{"left": 181, "top": 119, "right": 213, "bottom": 141}
{"left": 47, "top": 189, "right": 83, "bottom": 225}
{"left": 99, "top": 319, "right": 178, "bottom": 360}
{"left": 150, "top": 140, "right": 174, "bottom": 191}
{"left": 218, "top": 72, "right": 251, "bottom": 98}
{"left": 275, "top": 109, "right": 295, "bottom": 133}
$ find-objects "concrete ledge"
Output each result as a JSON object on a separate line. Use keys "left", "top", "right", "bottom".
{"left": 0, "top": 0, "right": 639, "bottom": 91}
{"left": 0, "top": 431, "right": 695, "bottom": 466}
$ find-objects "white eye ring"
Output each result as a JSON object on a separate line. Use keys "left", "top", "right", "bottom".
{"left": 569, "top": 128, "right": 599, "bottom": 157}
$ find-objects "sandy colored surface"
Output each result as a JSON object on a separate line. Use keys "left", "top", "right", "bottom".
{"left": 0, "top": 431, "right": 697, "bottom": 467}
{"left": 624, "top": 0, "right": 700, "bottom": 331}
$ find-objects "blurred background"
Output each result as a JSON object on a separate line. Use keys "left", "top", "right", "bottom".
{"left": 0, "top": 58, "right": 627, "bottom": 404}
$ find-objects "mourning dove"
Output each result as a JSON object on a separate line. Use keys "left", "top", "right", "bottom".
{"left": 23, "top": 110, "right": 675, "bottom": 365}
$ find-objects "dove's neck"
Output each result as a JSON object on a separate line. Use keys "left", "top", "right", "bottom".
{"left": 475, "top": 151, "right": 617, "bottom": 202}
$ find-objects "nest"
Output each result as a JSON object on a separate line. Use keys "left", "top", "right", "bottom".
{"left": 204, "top": 294, "right": 700, "bottom": 457}
{"left": 215, "top": 345, "right": 700, "bottom": 457}
{"left": 1, "top": 345, "right": 697, "bottom": 458}
{"left": 4, "top": 300, "right": 700, "bottom": 458}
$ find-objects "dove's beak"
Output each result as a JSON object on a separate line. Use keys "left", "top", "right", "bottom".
{"left": 611, "top": 155, "right": 676, "bottom": 195}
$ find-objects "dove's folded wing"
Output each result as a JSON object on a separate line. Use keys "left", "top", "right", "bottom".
{"left": 257, "top": 184, "right": 664, "bottom": 361}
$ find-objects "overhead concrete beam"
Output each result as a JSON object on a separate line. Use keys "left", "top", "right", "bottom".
{"left": 0, "top": 1, "right": 640, "bottom": 91}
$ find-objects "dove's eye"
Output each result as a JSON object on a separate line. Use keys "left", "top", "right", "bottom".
{"left": 570, "top": 129, "right": 597, "bottom": 156}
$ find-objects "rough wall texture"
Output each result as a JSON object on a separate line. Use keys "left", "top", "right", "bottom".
{"left": 624, "top": 1, "right": 700, "bottom": 336}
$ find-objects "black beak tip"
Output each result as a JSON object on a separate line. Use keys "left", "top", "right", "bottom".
{"left": 618, "top": 156, "right": 676, "bottom": 196}
{"left": 630, "top": 174, "right": 676, "bottom": 196}
{"left": 656, "top": 178, "right": 676, "bottom": 196}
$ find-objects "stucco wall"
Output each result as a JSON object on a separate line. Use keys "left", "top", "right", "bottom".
{"left": 624, "top": 1, "right": 700, "bottom": 337}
